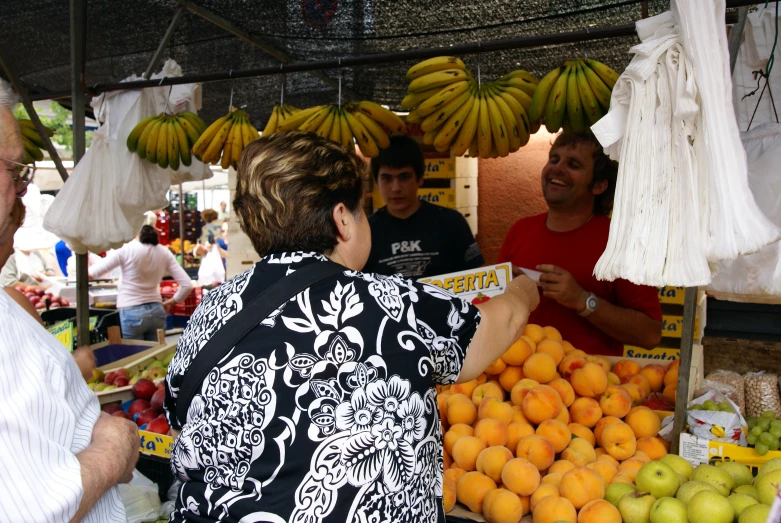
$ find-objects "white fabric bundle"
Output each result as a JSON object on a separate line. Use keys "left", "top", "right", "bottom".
{"left": 44, "top": 59, "right": 211, "bottom": 254}
{"left": 593, "top": 11, "right": 711, "bottom": 286}
{"left": 592, "top": 1, "right": 780, "bottom": 287}
{"left": 674, "top": 0, "right": 779, "bottom": 261}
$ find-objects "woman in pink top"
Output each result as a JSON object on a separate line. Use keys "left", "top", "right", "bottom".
{"left": 89, "top": 226, "right": 193, "bottom": 340}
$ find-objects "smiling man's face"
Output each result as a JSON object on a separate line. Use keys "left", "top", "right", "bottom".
{"left": 541, "top": 141, "right": 602, "bottom": 210}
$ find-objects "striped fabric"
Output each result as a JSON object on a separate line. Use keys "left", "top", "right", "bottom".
{"left": 0, "top": 291, "right": 125, "bottom": 522}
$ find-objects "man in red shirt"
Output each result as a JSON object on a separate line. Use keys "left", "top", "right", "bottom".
{"left": 498, "top": 132, "right": 662, "bottom": 356}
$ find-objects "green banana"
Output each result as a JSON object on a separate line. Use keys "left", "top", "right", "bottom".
{"left": 545, "top": 64, "right": 571, "bottom": 133}
{"left": 529, "top": 66, "right": 562, "bottom": 124}
{"left": 180, "top": 112, "right": 207, "bottom": 134}
{"left": 142, "top": 119, "right": 163, "bottom": 162}
{"left": 585, "top": 58, "right": 619, "bottom": 90}
{"left": 156, "top": 116, "right": 169, "bottom": 169}
{"left": 575, "top": 60, "right": 603, "bottom": 126}
{"left": 19, "top": 125, "right": 44, "bottom": 148}
{"left": 581, "top": 62, "right": 613, "bottom": 109}
{"left": 172, "top": 118, "right": 192, "bottom": 167}
{"left": 127, "top": 115, "right": 158, "bottom": 152}
{"left": 566, "top": 63, "right": 586, "bottom": 132}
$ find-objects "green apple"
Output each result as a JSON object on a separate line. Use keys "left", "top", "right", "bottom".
{"left": 676, "top": 480, "right": 717, "bottom": 504}
{"left": 677, "top": 473, "right": 688, "bottom": 490}
{"left": 687, "top": 490, "right": 734, "bottom": 523}
{"left": 756, "top": 458, "right": 781, "bottom": 482}
{"left": 162, "top": 352, "right": 175, "bottom": 365}
{"left": 606, "top": 482, "right": 637, "bottom": 506}
{"left": 637, "top": 461, "right": 680, "bottom": 499}
{"left": 756, "top": 468, "right": 781, "bottom": 505}
{"left": 728, "top": 493, "right": 759, "bottom": 518}
{"left": 649, "top": 496, "right": 688, "bottom": 523}
{"left": 146, "top": 359, "right": 165, "bottom": 370}
{"left": 660, "top": 454, "right": 695, "bottom": 479}
{"left": 692, "top": 464, "right": 735, "bottom": 496}
{"left": 93, "top": 383, "right": 107, "bottom": 392}
{"left": 618, "top": 492, "right": 656, "bottom": 523}
{"left": 733, "top": 485, "right": 759, "bottom": 500}
{"left": 719, "top": 462, "right": 754, "bottom": 488}
{"left": 738, "top": 503, "right": 771, "bottom": 523}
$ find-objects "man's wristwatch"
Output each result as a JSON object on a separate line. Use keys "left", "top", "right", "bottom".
{"left": 578, "top": 293, "right": 599, "bottom": 317}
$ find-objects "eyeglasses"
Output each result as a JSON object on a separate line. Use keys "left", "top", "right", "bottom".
{"left": 0, "top": 157, "right": 36, "bottom": 196}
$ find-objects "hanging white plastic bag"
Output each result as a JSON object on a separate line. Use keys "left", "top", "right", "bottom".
{"left": 118, "top": 469, "right": 161, "bottom": 523}
{"left": 708, "top": 123, "right": 781, "bottom": 297}
{"left": 198, "top": 244, "right": 225, "bottom": 287}
{"left": 43, "top": 127, "right": 140, "bottom": 254}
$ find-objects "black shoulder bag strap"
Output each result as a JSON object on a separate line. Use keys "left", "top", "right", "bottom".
{"left": 175, "top": 260, "right": 344, "bottom": 425}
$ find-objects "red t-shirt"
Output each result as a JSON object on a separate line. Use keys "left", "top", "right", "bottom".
{"left": 497, "top": 213, "right": 662, "bottom": 356}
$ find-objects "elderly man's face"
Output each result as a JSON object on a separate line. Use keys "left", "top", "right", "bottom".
{"left": 0, "top": 106, "right": 23, "bottom": 244}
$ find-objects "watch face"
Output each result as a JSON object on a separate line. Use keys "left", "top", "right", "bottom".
{"left": 586, "top": 295, "right": 599, "bottom": 310}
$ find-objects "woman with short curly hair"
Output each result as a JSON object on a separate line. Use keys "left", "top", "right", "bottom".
{"left": 164, "top": 131, "right": 539, "bottom": 523}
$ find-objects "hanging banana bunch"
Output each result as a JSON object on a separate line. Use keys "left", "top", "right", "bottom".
{"left": 275, "top": 100, "right": 406, "bottom": 158}
{"left": 528, "top": 58, "right": 618, "bottom": 133}
{"left": 16, "top": 118, "right": 54, "bottom": 164}
{"left": 261, "top": 103, "right": 301, "bottom": 135}
{"left": 192, "top": 109, "right": 260, "bottom": 169}
{"left": 402, "top": 56, "right": 538, "bottom": 159}
{"left": 126, "top": 111, "right": 207, "bottom": 170}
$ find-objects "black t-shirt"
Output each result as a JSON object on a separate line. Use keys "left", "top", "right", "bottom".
{"left": 365, "top": 202, "right": 484, "bottom": 278}
{"left": 164, "top": 252, "right": 481, "bottom": 523}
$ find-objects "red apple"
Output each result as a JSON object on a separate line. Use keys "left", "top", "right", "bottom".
{"left": 114, "top": 377, "right": 129, "bottom": 388}
{"left": 29, "top": 297, "right": 40, "bottom": 306}
{"left": 34, "top": 289, "right": 45, "bottom": 297}
{"left": 115, "top": 368, "right": 131, "bottom": 380}
{"left": 104, "top": 371, "right": 117, "bottom": 385}
{"left": 25, "top": 292, "right": 36, "bottom": 299}
{"left": 61, "top": 299, "right": 70, "bottom": 307}
{"left": 101, "top": 403, "right": 123, "bottom": 415}
{"left": 128, "top": 399, "right": 151, "bottom": 417}
{"left": 23, "top": 285, "right": 35, "bottom": 294}
{"left": 35, "top": 301, "right": 46, "bottom": 309}
{"left": 49, "top": 303, "right": 61, "bottom": 309}
{"left": 112, "top": 411, "right": 133, "bottom": 420}
{"left": 145, "top": 415, "right": 170, "bottom": 435}
{"left": 50, "top": 296, "right": 61, "bottom": 305}
{"left": 150, "top": 387, "right": 165, "bottom": 413}
{"left": 131, "top": 378, "right": 157, "bottom": 401}
{"left": 136, "top": 408, "right": 159, "bottom": 427}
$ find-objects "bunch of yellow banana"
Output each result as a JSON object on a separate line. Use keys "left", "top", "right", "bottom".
{"left": 402, "top": 56, "right": 539, "bottom": 158}
{"left": 127, "top": 111, "right": 207, "bottom": 170}
{"left": 16, "top": 119, "right": 53, "bottom": 164}
{"left": 275, "top": 101, "right": 406, "bottom": 158}
{"left": 528, "top": 57, "right": 619, "bottom": 134}
{"left": 261, "top": 104, "right": 300, "bottom": 135}
{"left": 192, "top": 109, "right": 261, "bottom": 169}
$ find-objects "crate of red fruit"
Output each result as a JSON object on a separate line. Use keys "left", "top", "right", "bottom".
{"left": 160, "top": 283, "right": 202, "bottom": 317}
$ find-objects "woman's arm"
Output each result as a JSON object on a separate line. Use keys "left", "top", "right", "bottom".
{"left": 456, "top": 276, "right": 539, "bottom": 383}
{"left": 87, "top": 250, "right": 122, "bottom": 279}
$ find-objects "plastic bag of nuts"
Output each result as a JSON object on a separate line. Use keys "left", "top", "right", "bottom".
{"left": 705, "top": 370, "right": 745, "bottom": 414}
{"left": 745, "top": 371, "right": 781, "bottom": 417}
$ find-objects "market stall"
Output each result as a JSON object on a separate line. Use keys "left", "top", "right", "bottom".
{"left": 2, "top": 0, "right": 781, "bottom": 522}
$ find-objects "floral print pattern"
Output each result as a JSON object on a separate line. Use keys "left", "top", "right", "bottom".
{"left": 164, "top": 252, "right": 480, "bottom": 523}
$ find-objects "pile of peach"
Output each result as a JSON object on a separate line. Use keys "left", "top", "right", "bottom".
{"left": 437, "top": 324, "right": 680, "bottom": 523}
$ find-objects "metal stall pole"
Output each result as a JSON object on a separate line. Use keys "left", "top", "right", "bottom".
{"left": 179, "top": 183, "right": 186, "bottom": 269}
{"left": 70, "top": 0, "right": 90, "bottom": 345}
{"left": 670, "top": 6, "right": 750, "bottom": 454}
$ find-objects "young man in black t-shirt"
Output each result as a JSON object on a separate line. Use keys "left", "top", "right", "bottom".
{"left": 363, "top": 135, "right": 484, "bottom": 278}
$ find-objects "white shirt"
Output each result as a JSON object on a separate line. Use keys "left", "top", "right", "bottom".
{"left": 0, "top": 291, "right": 126, "bottom": 522}
{"left": 89, "top": 240, "right": 193, "bottom": 309}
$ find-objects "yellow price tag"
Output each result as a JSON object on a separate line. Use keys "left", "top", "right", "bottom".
{"left": 47, "top": 320, "right": 74, "bottom": 352}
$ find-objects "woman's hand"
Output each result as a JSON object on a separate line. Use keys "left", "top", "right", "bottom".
{"left": 506, "top": 275, "right": 540, "bottom": 312}
{"left": 162, "top": 298, "right": 176, "bottom": 314}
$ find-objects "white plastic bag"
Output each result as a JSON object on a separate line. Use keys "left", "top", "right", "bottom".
{"left": 118, "top": 469, "right": 161, "bottom": 523}
{"left": 198, "top": 244, "right": 225, "bottom": 286}
{"left": 43, "top": 127, "right": 141, "bottom": 254}
{"left": 708, "top": 123, "right": 781, "bottom": 296}
{"left": 686, "top": 390, "right": 747, "bottom": 445}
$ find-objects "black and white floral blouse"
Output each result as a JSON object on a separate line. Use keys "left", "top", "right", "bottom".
{"left": 164, "top": 252, "right": 481, "bottom": 523}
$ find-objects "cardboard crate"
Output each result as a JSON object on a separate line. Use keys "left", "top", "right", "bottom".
{"left": 96, "top": 342, "right": 176, "bottom": 405}
{"left": 679, "top": 433, "right": 781, "bottom": 476}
